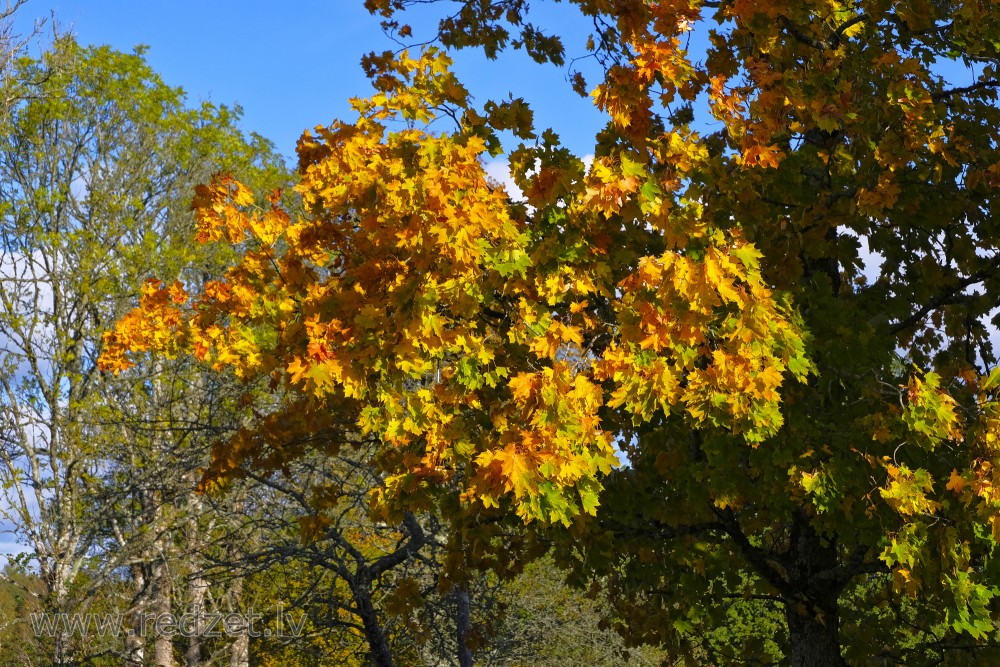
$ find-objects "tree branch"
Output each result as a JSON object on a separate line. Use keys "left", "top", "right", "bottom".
{"left": 931, "top": 79, "right": 1000, "bottom": 102}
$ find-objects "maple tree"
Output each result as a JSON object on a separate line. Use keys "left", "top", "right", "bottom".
{"left": 102, "top": 0, "right": 1000, "bottom": 664}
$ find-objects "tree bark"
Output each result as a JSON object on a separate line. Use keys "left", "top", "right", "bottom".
{"left": 227, "top": 567, "right": 249, "bottom": 667}
{"left": 152, "top": 549, "right": 176, "bottom": 667}
{"left": 353, "top": 573, "right": 396, "bottom": 667}
{"left": 51, "top": 576, "right": 70, "bottom": 667}
{"left": 785, "top": 512, "right": 847, "bottom": 667}
{"left": 786, "top": 601, "right": 846, "bottom": 667}
{"left": 125, "top": 563, "right": 148, "bottom": 667}
{"left": 456, "top": 585, "right": 474, "bottom": 667}
{"left": 184, "top": 573, "right": 208, "bottom": 667}
{"left": 229, "top": 633, "right": 249, "bottom": 667}
{"left": 185, "top": 485, "right": 208, "bottom": 667}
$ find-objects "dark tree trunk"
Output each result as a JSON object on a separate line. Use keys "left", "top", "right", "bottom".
{"left": 786, "top": 599, "right": 845, "bottom": 667}
{"left": 785, "top": 511, "right": 847, "bottom": 667}
{"left": 455, "top": 586, "right": 474, "bottom": 667}
{"left": 352, "top": 574, "right": 395, "bottom": 667}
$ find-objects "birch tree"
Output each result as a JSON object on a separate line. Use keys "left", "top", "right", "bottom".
{"left": 0, "top": 36, "right": 286, "bottom": 665}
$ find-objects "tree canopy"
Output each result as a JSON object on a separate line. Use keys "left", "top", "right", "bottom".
{"left": 101, "top": 1, "right": 1000, "bottom": 664}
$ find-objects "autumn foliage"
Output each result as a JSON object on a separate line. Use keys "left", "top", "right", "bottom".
{"left": 103, "top": 0, "right": 1000, "bottom": 663}
{"left": 101, "top": 45, "right": 811, "bottom": 527}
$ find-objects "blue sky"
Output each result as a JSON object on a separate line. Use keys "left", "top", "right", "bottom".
{"left": 15, "top": 0, "right": 608, "bottom": 163}
{"left": 13, "top": 2, "right": 984, "bottom": 162}
{"left": 16, "top": 1, "right": 982, "bottom": 165}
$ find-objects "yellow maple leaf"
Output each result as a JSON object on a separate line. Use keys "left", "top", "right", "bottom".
{"left": 946, "top": 469, "right": 965, "bottom": 494}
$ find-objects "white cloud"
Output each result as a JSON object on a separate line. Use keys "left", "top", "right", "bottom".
{"left": 483, "top": 159, "right": 525, "bottom": 202}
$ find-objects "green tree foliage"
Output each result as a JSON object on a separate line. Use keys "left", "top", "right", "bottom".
{"left": 0, "top": 35, "right": 287, "bottom": 666}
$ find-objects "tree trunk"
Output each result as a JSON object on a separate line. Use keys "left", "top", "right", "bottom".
{"left": 51, "top": 576, "right": 70, "bottom": 667}
{"left": 227, "top": 569, "right": 249, "bottom": 667}
{"left": 353, "top": 575, "right": 395, "bottom": 667}
{"left": 785, "top": 512, "right": 847, "bottom": 667}
{"left": 230, "top": 633, "right": 249, "bottom": 667}
{"left": 152, "top": 552, "right": 175, "bottom": 667}
{"left": 455, "top": 586, "right": 474, "bottom": 667}
{"left": 786, "top": 599, "right": 845, "bottom": 667}
{"left": 185, "top": 485, "right": 208, "bottom": 667}
{"left": 185, "top": 573, "right": 208, "bottom": 667}
{"left": 125, "top": 563, "right": 148, "bottom": 667}
{"left": 125, "top": 620, "right": 146, "bottom": 667}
